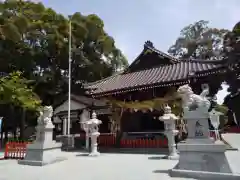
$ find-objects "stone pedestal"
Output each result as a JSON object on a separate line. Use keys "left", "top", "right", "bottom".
{"left": 18, "top": 106, "right": 66, "bottom": 166}
{"left": 159, "top": 106, "right": 179, "bottom": 160}
{"left": 170, "top": 110, "right": 240, "bottom": 179}
{"left": 89, "top": 132, "right": 100, "bottom": 156}
{"left": 18, "top": 124, "right": 66, "bottom": 166}
{"left": 170, "top": 85, "right": 240, "bottom": 179}
{"left": 166, "top": 129, "right": 179, "bottom": 160}
{"left": 61, "top": 135, "right": 75, "bottom": 151}
{"left": 87, "top": 111, "right": 101, "bottom": 157}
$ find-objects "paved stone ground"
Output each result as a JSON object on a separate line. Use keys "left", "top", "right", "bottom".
{"left": 222, "top": 133, "right": 240, "bottom": 150}
{"left": 0, "top": 150, "right": 240, "bottom": 180}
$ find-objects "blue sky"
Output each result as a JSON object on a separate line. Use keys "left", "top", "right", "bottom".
{"left": 37, "top": 0, "right": 239, "bottom": 103}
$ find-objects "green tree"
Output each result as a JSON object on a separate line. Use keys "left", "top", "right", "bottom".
{"left": 0, "top": 71, "right": 41, "bottom": 139}
{"left": 222, "top": 21, "right": 240, "bottom": 126}
{"left": 223, "top": 21, "right": 240, "bottom": 94}
{"left": 0, "top": 71, "right": 41, "bottom": 110}
{"left": 168, "top": 20, "right": 229, "bottom": 60}
{"left": 0, "top": 0, "right": 128, "bottom": 105}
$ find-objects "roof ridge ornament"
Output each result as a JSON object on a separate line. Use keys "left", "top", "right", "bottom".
{"left": 144, "top": 40, "right": 154, "bottom": 48}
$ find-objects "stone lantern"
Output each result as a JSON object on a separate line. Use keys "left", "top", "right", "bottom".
{"left": 87, "top": 111, "right": 102, "bottom": 156}
{"left": 209, "top": 109, "right": 223, "bottom": 142}
{"left": 159, "top": 105, "right": 179, "bottom": 160}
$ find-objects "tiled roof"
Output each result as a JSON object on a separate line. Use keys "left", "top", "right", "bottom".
{"left": 85, "top": 60, "right": 226, "bottom": 96}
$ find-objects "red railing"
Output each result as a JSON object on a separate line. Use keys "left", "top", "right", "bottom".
{"left": 120, "top": 138, "right": 168, "bottom": 148}
{"left": 98, "top": 133, "right": 116, "bottom": 147}
{"left": 0, "top": 130, "right": 220, "bottom": 160}
{"left": 4, "top": 141, "right": 30, "bottom": 159}
{"left": 225, "top": 127, "right": 240, "bottom": 133}
{"left": 75, "top": 131, "right": 218, "bottom": 149}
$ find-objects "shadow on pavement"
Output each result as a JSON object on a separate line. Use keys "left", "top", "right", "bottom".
{"left": 76, "top": 153, "right": 89, "bottom": 157}
{"left": 148, "top": 155, "right": 168, "bottom": 160}
{"left": 152, "top": 169, "right": 169, "bottom": 174}
{"left": 62, "top": 148, "right": 169, "bottom": 155}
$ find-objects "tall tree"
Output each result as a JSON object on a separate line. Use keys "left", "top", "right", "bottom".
{"left": 223, "top": 21, "right": 240, "bottom": 93}
{"left": 222, "top": 21, "right": 240, "bottom": 125}
{"left": 0, "top": 71, "right": 41, "bottom": 139}
{"left": 168, "top": 20, "right": 229, "bottom": 60}
{"left": 0, "top": 0, "right": 128, "bottom": 104}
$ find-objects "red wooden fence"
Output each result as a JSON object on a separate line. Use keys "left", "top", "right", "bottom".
{"left": 98, "top": 134, "right": 116, "bottom": 147}
{"left": 76, "top": 131, "right": 217, "bottom": 148}
{"left": 120, "top": 138, "right": 168, "bottom": 148}
{"left": 4, "top": 141, "right": 30, "bottom": 159}
{"left": 225, "top": 127, "right": 240, "bottom": 133}
{"left": 2, "top": 131, "right": 218, "bottom": 160}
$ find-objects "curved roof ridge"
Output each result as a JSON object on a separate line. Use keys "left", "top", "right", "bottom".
{"left": 145, "top": 43, "right": 180, "bottom": 63}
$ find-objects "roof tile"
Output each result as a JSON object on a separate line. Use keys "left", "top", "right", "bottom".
{"left": 85, "top": 60, "right": 225, "bottom": 95}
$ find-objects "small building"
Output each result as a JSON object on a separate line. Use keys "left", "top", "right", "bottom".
{"left": 53, "top": 94, "right": 110, "bottom": 137}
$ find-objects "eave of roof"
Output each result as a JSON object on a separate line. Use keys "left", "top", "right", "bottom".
{"left": 85, "top": 59, "right": 227, "bottom": 97}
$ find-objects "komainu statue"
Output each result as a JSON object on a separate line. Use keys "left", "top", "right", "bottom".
{"left": 177, "top": 84, "right": 210, "bottom": 112}
{"left": 42, "top": 106, "right": 53, "bottom": 125}
{"left": 36, "top": 106, "right": 53, "bottom": 142}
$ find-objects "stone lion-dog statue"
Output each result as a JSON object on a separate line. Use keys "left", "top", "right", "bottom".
{"left": 177, "top": 84, "right": 210, "bottom": 112}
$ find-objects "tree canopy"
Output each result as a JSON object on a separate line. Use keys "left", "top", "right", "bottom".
{"left": 222, "top": 21, "right": 240, "bottom": 123}
{"left": 0, "top": 0, "right": 128, "bottom": 139}
{"left": 0, "top": 71, "right": 41, "bottom": 110}
{"left": 168, "top": 20, "right": 229, "bottom": 60}
{"left": 223, "top": 21, "right": 240, "bottom": 94}
{"left": 0, "top": 0, "right": 128, "bottom": 105}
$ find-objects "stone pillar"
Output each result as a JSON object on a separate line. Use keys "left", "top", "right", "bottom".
{"left": 80, "top": 109, "right": 90, "bottom": 150}
{"left": 18, "top": 106, "right": 66, "bottom": 166}
{"left": 209, "top": 109, "right": 223, "bottom": 142}
{"left": 88, "top": 111, "right": 102, "bottom": 156}
{"left": 159, "top": 105, "right": 179, "bottom": 160}
{"left": 63, "top": 118, "right": 67, "bottom": 135}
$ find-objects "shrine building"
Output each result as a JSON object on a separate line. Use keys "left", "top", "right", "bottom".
{"left": 84, "top": 41, "right": 227, "bottom": 135}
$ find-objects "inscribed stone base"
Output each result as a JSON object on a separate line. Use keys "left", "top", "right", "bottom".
{"left": 18, "top": 142, "right": 67, "bottom": 166}
{"left": 61, "top": 135, "right": 75, "bottom": 151}
{"left": 169, "top": 141, "right": 240, "bottom": 179}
